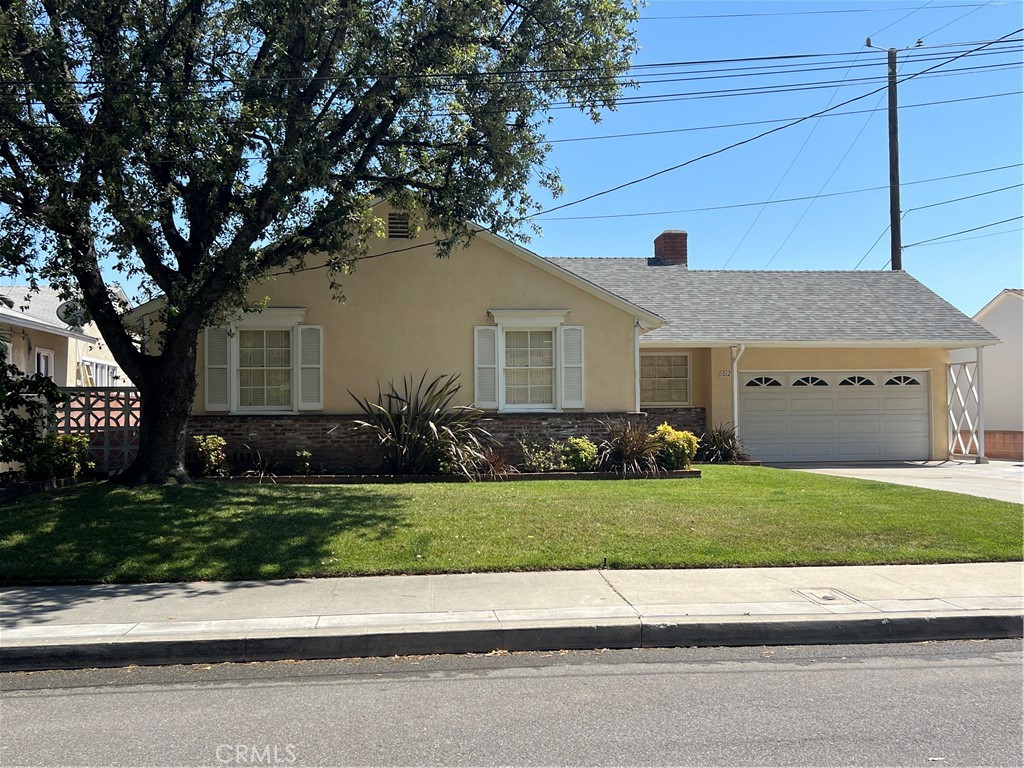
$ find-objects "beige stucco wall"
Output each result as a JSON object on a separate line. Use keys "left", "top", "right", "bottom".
{"left": 192, "top": 226, "right": 638, "bottom": 415}
{"left": 696, "top": 346, "right": 951, "bottom": 460}
{"left": 951, "top": 293, "right": 1022, "bottom": 432}
{"left": 1, "top": 320, "right": 122, "bottom": 387}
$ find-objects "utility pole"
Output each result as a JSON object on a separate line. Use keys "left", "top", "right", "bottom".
{"left": 886, "top": 47, "right": 902, "bottom": 270}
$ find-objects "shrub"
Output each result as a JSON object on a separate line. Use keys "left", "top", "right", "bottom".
{"left": 192, "top": 435, "right": 229, "bottom": 477}
{"left": 564, "top": 435, "right": 599, "bottom": 471}
{"left": 23, "top": 433, "right": 91, "bottom": 481}
{"left": 518, "top": 439, "right": 568, "bottom": 473}
{"left": 474, "top": 447, "right": 519, "bottom": 479}
{"left": 350, "top": 373, "right": 491, "bottom": 478}
{"left": 653, "top": 423, "right": 699, "bottom": 470}
{"left": 295, "top": 449, "right": 312, "bottom": 475}
{"left": 696, "top": 423, "right": 751, "bottom": 463}
{"left": 597, "top": 419, "right": 661, "bottom": 477}
{"left": 0, "top": 344, "right": 67, "bottom": 466}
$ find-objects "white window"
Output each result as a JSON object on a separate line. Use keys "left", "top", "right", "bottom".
{"left": 81, "top": 359, "right": 122, "bottom": 386}
{"left": 35, "top": 348, "right": 54, "bottom": 379}
{"left": 474, "top": 311, "right": 584, "bottom": 412}
{"left": 504, "top": 329, "right": 554, "bottom": 408}
{"left": 204, "top": 309, "right": 322, "bottom": 413}
{"left": 238, "top": 329, "right": 292, "bottom": 409}
{"left": 640, "top": 352, "right": 690, "bottom": 406}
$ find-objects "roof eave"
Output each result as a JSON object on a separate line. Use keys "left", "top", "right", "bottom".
{"left": 0, "top": 313, "right": 98, "bottom": 342}
{"left": 638, "top": 338, "right": 1001, "bottom": 349}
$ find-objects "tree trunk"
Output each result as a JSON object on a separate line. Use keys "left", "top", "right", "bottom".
{"left": 113, "top": 344, "right": 198, "bottom": 486}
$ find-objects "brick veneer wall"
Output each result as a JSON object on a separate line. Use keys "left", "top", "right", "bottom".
{"left": 187, "top": 407, "right": 706, "bottom": 473}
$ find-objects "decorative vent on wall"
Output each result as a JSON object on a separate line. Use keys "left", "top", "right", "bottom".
{"left": 387, "top": 213, "right": 411, "bottom": 239}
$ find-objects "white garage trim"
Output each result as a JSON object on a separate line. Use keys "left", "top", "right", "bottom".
{"left": 739, "top": 370, "right": 931, "bottom": 462}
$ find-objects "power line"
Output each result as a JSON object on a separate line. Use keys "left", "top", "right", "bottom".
{"left": 897, "top": 225, "right": 1021, "bottom": 246}
{"left": 541, "top": 164, "right": 1023, "bottom": 221}
{"left": 640, "top": 2, "right": 1004, "bottom": 20}
{"left": 532, "top": 30, "right": 1023, "bottom": 219}
{"left": 903, "top": 215, "right": 1024, "bottom": 247}
{"left": 906, "top": 183, "right": 1023, "bottom": 212}
{"left": 546, "top": 90, "right": 1020, "bottom": 145}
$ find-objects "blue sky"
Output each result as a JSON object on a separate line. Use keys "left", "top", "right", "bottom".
{"left": 525, "top": 0, "right": 1023, "bottom": 315}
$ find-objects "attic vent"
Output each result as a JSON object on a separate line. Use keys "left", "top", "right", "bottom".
{"left": 387, "top": 213, "right": 411, "bottom": 239}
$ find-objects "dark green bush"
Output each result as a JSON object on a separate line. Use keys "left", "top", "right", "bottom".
{"left": 192, "top": 434, "right": 229, "bottom": 477}
{"left": 0, "top": 343, "right": 67, "bottom": 466}
{"left": 23, "top": 433, "right": 91, "bottom": 481}
{"left": 351, "top": 373, "right": 491, "bottom": 478}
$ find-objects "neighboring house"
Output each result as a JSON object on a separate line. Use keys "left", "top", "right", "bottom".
{"left": 0, "top": 285, "right": 129, "bottom": 387}
{"left": 951, "top": 289, "right": 1023, "bottom": 460}
{"left": 130, "top": 207, "right": 997, "bottom": 468}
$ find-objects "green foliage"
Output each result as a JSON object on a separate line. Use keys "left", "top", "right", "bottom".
{"left": 23, "top": 433, "right": 91, "bottom": 482}
{"left": 564, "top": 436, "right": 599, "bottom": 471}
{"left": 598, "top": 419, "right": 662, "bottom": 477}
{"left": 0, "top": 0, "right": 639, "bottom": 483}
{"left": 192, "top": 435, "right": 229, "bottom": 477}
{"left": 295, "top": 449, "right": 312, "bottom": 476}
{"left": 696, "top": 423, "right": 751, "bottom": 463}
{"left": 0, "top": 348, "right": 67, "bottom": 466}
{"left": 653, "top": 423, "right": 699, "bottom": 470}
{"left": 518, "top": 439, "right": 569, "bottom": 473}
{"left": 351, "top": 373, "right": 491, "bottom": 478}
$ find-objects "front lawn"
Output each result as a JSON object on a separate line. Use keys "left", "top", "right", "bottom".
{"left": 1, "top": 466, "right": 1019, "bottom": 584}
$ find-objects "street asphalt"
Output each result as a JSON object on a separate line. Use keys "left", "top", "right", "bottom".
{"left": 2, "top": 562, "right": 1021, "bottom": 671}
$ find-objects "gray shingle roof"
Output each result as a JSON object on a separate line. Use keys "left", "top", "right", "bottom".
{"left": 547, "top": 258, "right": 998, "bottom": 346}
{"left": 0, "top": 285, "right": 66, "bottom": 326}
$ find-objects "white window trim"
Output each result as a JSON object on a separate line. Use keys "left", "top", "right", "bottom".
{"left": 229, "top": 308, "right": 307, "bottom": 414}
{"left": 498, "top": 326, "right": 558, "bottom": 411}
{"left": 487, "top": 310, "right": 569, "bottom": 413}
{"left": 640, "top": 350, "right": 692, "bottom": 408}
{"left": 82, "top": 357, "right": 123, "bottom": 387}
{"left": 35, "top": 347, "right": 54, "bottom": 379}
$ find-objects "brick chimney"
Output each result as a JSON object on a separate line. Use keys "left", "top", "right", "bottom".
{"left": 653, "top": 230, "right": 688, "bottom": 267}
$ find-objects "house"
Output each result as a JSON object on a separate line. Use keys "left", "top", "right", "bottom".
{"left": 134, "top": 208, "right": 998, "bottom": 469}
{"left": 0, "top": 285, "right": 128, "bottom": 387}
{"left": 951, "top": 290, "right": 1023, "bottom": 460}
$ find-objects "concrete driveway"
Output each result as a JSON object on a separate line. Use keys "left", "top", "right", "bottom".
{"left": 775, "top": 459, "right": 1024, "bottom": 504}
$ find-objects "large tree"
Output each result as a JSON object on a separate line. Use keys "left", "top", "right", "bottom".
{"left": 0, "top": 0, "right": 637, "bottom": 484}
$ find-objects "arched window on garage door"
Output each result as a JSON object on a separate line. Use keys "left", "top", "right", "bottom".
{"left": 885, "top": 375, "right": 921, "bottom": 386}
{"left": 839, "top": 375, "right": 875, "bottom": 386}
{"left": 746, "top": 376, "right": 782, "bottom": 387}
{"left": 793, "top": 375, "right": 828, "bottom": 387}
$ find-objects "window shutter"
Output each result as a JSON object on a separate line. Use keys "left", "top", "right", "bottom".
{"left": 560, "top": 326, "right": 585, "bottom": 409}
{"left": 474, "top": 326, "right": 498, "bottom": 409}
{"left": 297, "top": 325, "right": 323, "bottom": 411}
{"left": 205, "top": 327, "right": 230, "bottom": 411}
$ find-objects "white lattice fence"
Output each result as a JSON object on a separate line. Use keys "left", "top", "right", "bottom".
{"left": 57, "top": 388, "right": 141, "bottom": 472}
{"left": 947, "top": 362, "right": 981, "bottom": 457}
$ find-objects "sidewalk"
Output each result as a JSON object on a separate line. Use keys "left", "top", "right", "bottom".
{"left": 2, "top": 562, "right": 1021, "bottom": 671}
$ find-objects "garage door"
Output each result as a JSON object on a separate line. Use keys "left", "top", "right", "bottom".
{"left": 738, "top": 371, "right": 930, "bottom": 462}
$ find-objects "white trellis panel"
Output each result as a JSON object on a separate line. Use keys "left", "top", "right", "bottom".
{"left": 947, "top": 362, "right": 981, "bottom": 457}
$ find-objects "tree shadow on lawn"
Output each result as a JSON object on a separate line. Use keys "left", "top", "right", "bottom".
{"left": 0, "top": 482, "right": 411, "bottom": 622}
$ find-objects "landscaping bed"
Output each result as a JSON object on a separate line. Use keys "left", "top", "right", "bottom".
{"left": 1, "top": 465, "right": 1019, "bottom": 585}
{"left": 215, "top": 469, "right": 701, "bottom": 484}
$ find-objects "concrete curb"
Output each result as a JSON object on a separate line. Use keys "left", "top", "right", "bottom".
{"left": 2, "top": 612, "right": 1020, "bottom": 672}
